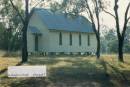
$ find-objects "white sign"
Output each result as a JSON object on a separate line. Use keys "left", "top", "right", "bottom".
{"left": 8, "top": 66, "right": 46, "bottom": 77}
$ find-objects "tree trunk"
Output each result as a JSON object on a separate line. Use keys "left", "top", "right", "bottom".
{"left": 118, "top": 38, "right": 124, "bottom": 62}
{"left": 22, "top": 25, "right": 28, "bottom": 62}
{"left": 22, "top": 0, "right": 29, "bottom": 62}
{"left": 96, "top": 35, "right": 100, "bottom": 59}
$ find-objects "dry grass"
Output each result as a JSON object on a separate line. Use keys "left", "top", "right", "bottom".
{"left": 0, "top": 54, "right": 130, "bottom": 87}
{"left": 0, "top": 57, "right": 20, "bottom": 71}
{"left": 101, "top": 54, "right": 130, "bottom": 71}
{"left": 0, "top": 51, "right": 21, "bottom": 72}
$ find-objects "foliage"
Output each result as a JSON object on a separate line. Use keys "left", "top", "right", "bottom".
{"left": 0, "top": 23, "right": 21, "bottom": 51}
{"left": 124, "top": 27, "right": 130, "bottom": 53}
{"left": 101, "top": 29, "right": 117, "bottom": 53}
{"left": 0, "top": 0, "right": 23, "bottom": 51}
{"left": 101, "top": 28, "right": 130, "bottom": 54}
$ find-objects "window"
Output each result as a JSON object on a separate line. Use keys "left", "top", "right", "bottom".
{"left": 35, "top": 35, "right": 38, "bottom": 51}
{"left": 59, "top": 32, "right": 62, "bottom": 45}
{"left": 88, "top": 34, "right": 90, "bottom": 46}
{"left": 70, "top": 33, "right": 72, "bottom": 46}
{"left": 79, "top": 33, "right": 81, "bottom": 46}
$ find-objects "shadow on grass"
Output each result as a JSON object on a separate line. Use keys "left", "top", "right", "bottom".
{"left": 2, "top": 51, "right": 21, "bottom": 57}
{"left": 28, "top": 57, "right": 60, "bottom": 65}
{"left": 27, "top": 56, "right": 86, "bottom": 65}
{"left": 47, "top": 59, "right": 114, "bottom": 87}
{"left": 100, "top": 59, "right": 130, "bottom": 87}
{"left": 9, "top": 78, "right": 49, "bottom": 87}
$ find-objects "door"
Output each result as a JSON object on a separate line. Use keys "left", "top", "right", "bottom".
{"left": 35, "top": 35, "right": 38, "bottom": 51}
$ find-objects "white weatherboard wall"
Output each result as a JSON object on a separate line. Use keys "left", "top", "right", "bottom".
{"left": 48, "top": 31, "right": 97, "bottom": 53}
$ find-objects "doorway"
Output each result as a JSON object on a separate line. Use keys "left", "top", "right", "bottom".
{"left": 35, "top": 35, "right": 38, "bottom": 51}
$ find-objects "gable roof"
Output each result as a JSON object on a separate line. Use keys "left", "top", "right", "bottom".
{"left": 32, "top": 8, "right": 94, "bottom": 33}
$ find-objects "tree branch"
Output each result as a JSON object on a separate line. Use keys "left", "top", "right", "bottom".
{"left": 126, "top": 2, "right": 130, "bottom": 24}
{"left": 122, "top": 2, "right": 130, "bottom": 37}
{"left": 114, "top": 0, "right": 121, "bottom": 37}
{"left": 33, "top": 0, "right": 44, "bottom": 8}
{"left": 127, "top": 16, "right": 130, "bottom": 23}
{"left": 102, "top": 9, "right": 116, "bottom": 19}
{"left": 85, "top": 0, "right": 98, "bottom": 37}
{"left": 95, "top": 0, "right": 100, "bottom": 34}
{"left": 9, "top": 0, "right": 25, "bottom": 24}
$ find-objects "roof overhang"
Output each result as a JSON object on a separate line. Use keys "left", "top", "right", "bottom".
{"left": 28, "top": 26, "right": 42, "bottom": 35}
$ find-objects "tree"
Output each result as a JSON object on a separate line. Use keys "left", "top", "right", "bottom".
{"left": 8, "top": 0, "right": 45, "bottom": 62}
{"left": 103, "top": 0, "right": 130, "bottom": 62}
{"left": 86, "top": 0, "right": 102, "bottom": 59}
{"left": 8, "top": 0, "right": 29, "bottom": 62}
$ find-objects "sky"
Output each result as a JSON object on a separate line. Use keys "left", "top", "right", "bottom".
{"left": 100, "top": 0, "right": 130, "bottom": 29}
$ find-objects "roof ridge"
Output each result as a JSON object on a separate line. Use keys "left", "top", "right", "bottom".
{"left": 31, "top": 8, "right": 94, "bottom": 33}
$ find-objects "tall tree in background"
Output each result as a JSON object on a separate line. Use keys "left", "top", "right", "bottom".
{"left": 103, "top": 0, "right": 130, "bottom": 62}
{"left": 101, "top": 29, "right": 118, "bottom": 54}
{"left": 124, "top": 26, "right": 130, "bottom": 53}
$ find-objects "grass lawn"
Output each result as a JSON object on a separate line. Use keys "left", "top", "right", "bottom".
{"left": 0, "top": 57, "right": 21, "bottom": 71}
{"left": 0, "top": 54, "right": 130, "bottom": 87}
{"left": 0, "top": 51, "right": 21, "bottom": 72}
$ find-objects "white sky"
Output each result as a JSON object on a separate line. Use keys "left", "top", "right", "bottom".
{"left": 100, "top": 0, "right": 130, "bottom": 29}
